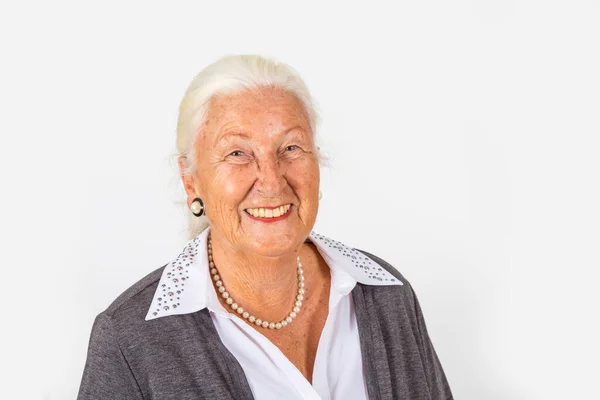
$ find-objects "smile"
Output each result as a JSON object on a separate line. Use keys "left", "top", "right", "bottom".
{"left": 244, "top": 204, "right": 292, "bottom": 221}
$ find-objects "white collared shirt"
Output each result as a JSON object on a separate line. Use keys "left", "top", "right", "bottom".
{"left": 146, "top": 228, "right": 402, "bottom": 400}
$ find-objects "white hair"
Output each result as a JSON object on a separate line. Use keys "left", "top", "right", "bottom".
{"left": 175, "top": 54, "right": 322, "bottom": 239}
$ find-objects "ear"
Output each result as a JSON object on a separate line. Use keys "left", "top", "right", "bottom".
{"left": 178, "top": 156, "right": 198, "bottom": 207}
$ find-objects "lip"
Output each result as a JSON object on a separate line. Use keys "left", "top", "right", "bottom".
{"left": 244, "top": 204, "right": 293, "bottom": 223}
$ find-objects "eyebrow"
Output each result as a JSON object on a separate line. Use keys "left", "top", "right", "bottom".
{"left": 216, "top": 131, "right": 250, "bottom": 142}
{"left": 283, "top": 126, "right": 308, "bottom": 138}
{"left": 212, "top": 128, "right": 251, "bottom": 147}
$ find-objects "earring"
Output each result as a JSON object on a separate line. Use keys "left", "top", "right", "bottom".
{"left": 319, "top": 190, "right": 323, "bottom": 200}
{"left": 190, "top": 197, "right": 204, "bottom": 217}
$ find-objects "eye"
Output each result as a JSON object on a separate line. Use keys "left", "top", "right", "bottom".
{"left": 285, "top": 145, "right": 299, "bottom": 152}
{"left": 225, "top": 149, "right": 253, "bottom": 163}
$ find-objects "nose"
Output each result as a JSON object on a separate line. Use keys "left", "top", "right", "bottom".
{"left": 255, "top": 154, "right": 286, "bottom": 197}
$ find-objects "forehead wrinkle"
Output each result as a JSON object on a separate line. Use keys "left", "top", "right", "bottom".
{"left": 212, "top": 122, "right": 251, "bottom": 148}
{"left": 214, "top": 124, "right": 310, "bottom": 151}
{"left": 207, "top": 90, "right": 312, "bottom": 149}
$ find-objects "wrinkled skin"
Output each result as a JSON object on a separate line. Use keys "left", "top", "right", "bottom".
{"left": 179, "top": 86, "right": 320, "bottom": 278}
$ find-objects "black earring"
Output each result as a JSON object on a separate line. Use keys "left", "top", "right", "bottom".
{"left": 190, "top": 197, "right": 204, "bottom": 217}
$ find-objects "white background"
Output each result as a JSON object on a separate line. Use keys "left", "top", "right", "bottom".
{"left": 1, "top": 1, "right": 599, "bottom": 399}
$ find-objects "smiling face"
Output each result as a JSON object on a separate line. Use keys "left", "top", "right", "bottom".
{"left": 181, "top": 86, "right": 320, "bottom": 257}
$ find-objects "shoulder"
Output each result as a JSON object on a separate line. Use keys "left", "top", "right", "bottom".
{"left": 355, "top": 248, "right": 410, "bottom": 284}
{"left": 351, "top": 249, "right": 425, "bottom": 336}
{"left": 353, "top": 247, "right": 419, "bottom": 306}
{"left": 97, "top": 264, "right": 166, "bottom": 330}
{"left": 81, "top": 264, "right": 171, "bottom": 377}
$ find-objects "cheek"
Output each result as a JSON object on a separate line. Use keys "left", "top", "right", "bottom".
{"left": 286, "top": 158, "right": 320, "bottom": 199}
{"left": 221, "top": 181, "right": 246, "bottom": 209}
{"left": 207, "top": 167, "right": 255, "bottom": 210}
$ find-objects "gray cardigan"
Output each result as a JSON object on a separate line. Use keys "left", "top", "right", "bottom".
{"left": 78, "top": 250, "right": 453, "bottom": 399}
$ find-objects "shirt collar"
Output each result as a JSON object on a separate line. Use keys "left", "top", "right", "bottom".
{"left": 145, "top": 228, "right": 402, "bottom": 321}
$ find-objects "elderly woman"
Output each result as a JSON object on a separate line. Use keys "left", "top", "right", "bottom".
{"left": 78, "top": 55, "right": 453, "bottom": 400}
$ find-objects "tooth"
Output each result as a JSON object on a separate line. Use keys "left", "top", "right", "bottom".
{"left": 265, "top": 209, "right": 273, "bottom": 218}
{"left": 259, "top": 208, "right": 265, "bottom": 217}
{"left": 279, "top": 206, "right": 285, "bottom": 215}
{"left": 273, "top": 208, "right": 281, "bottom": 217}
{"left": 252, "top": 209, "right": 259, "bottom": 217}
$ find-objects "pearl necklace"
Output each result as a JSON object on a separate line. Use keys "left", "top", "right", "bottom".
{"left": 207, "top": 235, "right": 305, "bottom": 329}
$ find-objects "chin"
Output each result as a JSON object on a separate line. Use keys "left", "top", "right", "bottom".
{"left": 244, "top": 231, "right": 302, "bottom": 257}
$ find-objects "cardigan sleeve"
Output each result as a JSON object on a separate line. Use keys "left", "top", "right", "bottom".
{"left": 77, "top": 312, "right": 144, "bottom": 400}
{"left": 411, "top": 287, "right": 454, "bottom": 400}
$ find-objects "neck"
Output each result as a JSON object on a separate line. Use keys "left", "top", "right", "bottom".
{"left": 208, "top": 231, "right": 303, "bottom": 320}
